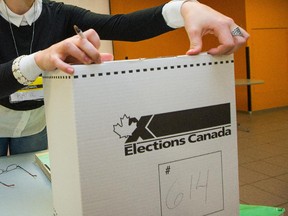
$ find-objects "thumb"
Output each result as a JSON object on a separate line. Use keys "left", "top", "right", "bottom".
{"left": 186, "top": 31, "right": 203, "bottom": 55}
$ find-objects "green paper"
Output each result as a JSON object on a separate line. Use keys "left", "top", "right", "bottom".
{"left": 37, "top": 151, "right": 50, "bottom": 167}
{"left": 240, "top": 204, "right": 285, "bottom": 216}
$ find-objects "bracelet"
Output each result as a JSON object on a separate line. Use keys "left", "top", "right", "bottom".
{"left": 12, "top": 55, "right": 34, "bottom": 85}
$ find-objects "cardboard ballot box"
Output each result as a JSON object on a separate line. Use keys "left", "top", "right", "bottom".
{"left": 43, "top": 54, "right": 239, "bottom": 216}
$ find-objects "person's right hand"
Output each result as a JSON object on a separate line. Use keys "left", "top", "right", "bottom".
{"left": 34, "top": 29, "right": 113, "bottom": 74}
{"left": 181, "top": 1, "right": 249, "bottom": 55}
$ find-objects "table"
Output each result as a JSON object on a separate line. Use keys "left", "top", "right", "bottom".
{"left": 235, "top": 79, "right": 265, "bottom": 131}
{"left": 0, "top": 153, "right": 285, "bottom": 216}
{"left": 235, "top": 79, "right": 264, "bottom": 86}
{"left": 0, "top": 153, "right": 53, "bottom": 216}
{"left": 235, "top": 79, "right": 264, "bottom": 114}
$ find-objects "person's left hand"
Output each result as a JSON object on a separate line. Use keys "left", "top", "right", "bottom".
{"left": 180, "top": 1, "right": 249, "bottom": 55}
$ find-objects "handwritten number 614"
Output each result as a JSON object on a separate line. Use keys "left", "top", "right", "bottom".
{"left": 165, "top": 170, "right": 210, "bottom": 210}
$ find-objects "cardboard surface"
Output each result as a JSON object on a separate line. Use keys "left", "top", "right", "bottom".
{"left": 43, "top": 54, "right": 239, "bottom": 216}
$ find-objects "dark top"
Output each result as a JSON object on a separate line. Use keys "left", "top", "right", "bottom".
{"left": 0, "top": 1, "right": 173, "bottom": 110}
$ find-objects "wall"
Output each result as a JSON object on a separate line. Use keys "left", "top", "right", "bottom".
{"left": 246, "top": 0, "right": 288, "bottom": 111}
{"left": 110, "top": 0, "right": 188, "bottom": 59}
{"left": 60, "top": 1, "right": 288, "bottom": 111}
{"left": 110, "top": 0, "right": 248, "bottom": 111}
{"left": 60, "top": 0, "right": 249, "bottom": 111}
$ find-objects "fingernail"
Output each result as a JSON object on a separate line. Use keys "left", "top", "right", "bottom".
{"left": 67, "top": 67, "right": 74, "bottom": 74}
{"left": 84, "top": 56, "right": 92, "bottom": 64}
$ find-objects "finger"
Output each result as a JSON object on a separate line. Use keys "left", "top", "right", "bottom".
{"left": 70, "top": 29, "right": 102, "bottom": 63}
{"left": 231, "top": 26, "right": 250, "bottom": 40}
{"left": 51, "top": 56, "right": 75, "bottom": 74}
{"left": 207, "top": 27, "right": 235, "bottom": 55}
{"left": 82, "top": 29, "right": 101, "bottom": 49}
{"left": 53, "top": 54, "right": 113, "bottom": 74}
{"left": 228, "top": 37, "right": 248, "bottom": 54}
{"left": 185, "top": 28, "right": 203, "bottom": 55}
{"left": 80, "top": 29, "right": 103, "bottom": 63}
{"left": 241, "top": 27, "right": 250, "bottom": 39}
{"left": 223, "top": 26, "right": 249, "bottom": 54}
{"left": 54, "top": 39, "right": 93, "bottom": 68}
{"left": 35, "top": 48, "right": 75, "bottom": 73}
{"left": 73, "top": 38, "right": 102, "bottom": 64}
{"left": 100, "top": 53, "right": 114, "bottom": 62}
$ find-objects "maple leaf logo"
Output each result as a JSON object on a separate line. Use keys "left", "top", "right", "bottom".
{"left": 113, "top": 114, "right": 137, "bottom": 139}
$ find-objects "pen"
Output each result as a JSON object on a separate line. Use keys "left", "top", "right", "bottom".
{"left": 74, "top": 25, "right": 86, "bottom": 39}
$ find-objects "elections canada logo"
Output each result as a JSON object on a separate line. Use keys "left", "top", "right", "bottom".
{"left": 113, "top": 103, "right": 232, "bottom": 156}
{"left": 113, "top": 114, "right": 137, "bottom": 139}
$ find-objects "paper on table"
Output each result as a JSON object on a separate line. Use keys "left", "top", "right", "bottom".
{"left": 35, "top": 151, "right": 51, "bottom": 181}
{"left": 240, "top": 204, "right": 285, "bottom": 216}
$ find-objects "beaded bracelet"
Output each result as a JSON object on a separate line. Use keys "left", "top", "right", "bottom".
{"left": 12, "top": 55, "right": 34, "bottom": 85}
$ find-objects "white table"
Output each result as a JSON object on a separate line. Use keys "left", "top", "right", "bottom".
{"left": 0, "top": 153, "right": 284, "bottom": 216}
{"left": 235, "top": 79, "right": 264, "bottom": 131}
{"left": 235, "top": 79, "right": 264, "bottom": 86}
{"left": 0, "top": 153, "right": 53, "bottom": 216}
{"left": 235, "top": 79, "right": 264, "bottom": 113}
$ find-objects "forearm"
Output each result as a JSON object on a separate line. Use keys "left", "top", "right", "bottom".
{"left": 77, "top": 5, "right": 174, "bottom": 42}
{"left": 94, "top": 1, "right": 188, "bottom": 41}
{"left": 0, "top": 60, "right": 23, "bottom": 99}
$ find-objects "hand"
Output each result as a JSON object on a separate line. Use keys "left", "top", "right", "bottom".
{"left": 181, "top": 1, "right": 249, "bottom": 55}
{"left": 34, "top": 29, "right": 113, "bottom": 74}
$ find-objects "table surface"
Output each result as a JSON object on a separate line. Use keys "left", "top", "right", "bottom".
{"left": 0, "top": 153, "right": 284, "bottom": 216}
{"left": 235, "top": 79, "right": 264, "bottom": 86}
{"left": 0, "top": 153, "right": 53, "bottom": 216}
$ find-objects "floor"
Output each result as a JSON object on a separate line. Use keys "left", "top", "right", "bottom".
{"left": 237, "top": 107, "right": 288, "bottom": 215}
